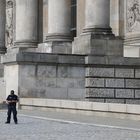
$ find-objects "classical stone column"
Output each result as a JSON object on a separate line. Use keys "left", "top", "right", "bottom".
{"left": 72, "top": 0, "right": 123, "bottom": 56}
{"left": 0, "top": 0, "right": 6, "bottom": 54}
{"left": 45, "top": 0, "right": 72, "bottom": 54}
{"left": 15, "top": 0, "right": 38, "bottom": 48}
{"left": 84, "top": 0, "right": 112, "bottom": 34}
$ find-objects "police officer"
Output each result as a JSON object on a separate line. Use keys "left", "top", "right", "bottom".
{"left": 5, "top": 90, "right": 19, "bottom": 124}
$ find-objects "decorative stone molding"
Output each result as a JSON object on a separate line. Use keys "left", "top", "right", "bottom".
{"left": 6, "top": 0, "right": 14, "bottom": 48}
{"left": 127, "top": 0, "right": 140, "bottom": 32}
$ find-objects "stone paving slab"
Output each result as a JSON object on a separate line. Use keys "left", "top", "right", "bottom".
{"left": 0, "top": 111, "right": 140, "bottom": 140}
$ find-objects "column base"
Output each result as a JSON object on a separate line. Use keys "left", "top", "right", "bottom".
{"left": 43, "top": 33, "right": 72, "bottom": 54}
{"left": 83, "top": 27, "right": 114, "bottom": 36}
{"left": 37, "top": 41, "right": 72, "bottom": 54}
{"left": 46, "top": 33, "right": 72, "bottom": 42}
{"left": 14, "top": 40, "right": 38, "bottom": 48}
{"left": 72, "top": 32, "right": 123, "bottom": 56}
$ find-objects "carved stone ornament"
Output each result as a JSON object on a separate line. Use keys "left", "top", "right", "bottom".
{"left": 6, "top": 0, "right": 14, "bottom": 48}
{"left": 127, "top": 0, "right": 140, "bottom": 32}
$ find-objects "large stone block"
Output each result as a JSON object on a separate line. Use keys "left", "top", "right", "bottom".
{"left": 45, "top": 87, "right": 68, "bottom": 99}
{"left": 126, "top": 99, "right": 140, "bottom": 104}
{"left": 85, "top": 98, "right": 105, "bottom": 103}
{"left": 86, "top": 88, "right": 114, "bottom": 98}
{"left": 126, "top": 79, "right": 140, "bottom": 88}
{"left": 85, "top": 78, "right": 104, "bottom": 87}
{"left": 20, "top": 87, "right": 46, "bottom": 98}
{"left": 115, "top": 68, "right": 134, "bottom": 78}
{"left": 56, "top": 78, "right": 85, "bottom": 88}
{"left": 135, "top": 90, "right": 140, "bottom": 98}
{"left": 57, "top": 66, "right": 85, "bottom": 78}
{"left": 90, "top": 38, "right": 123, "bottom": 56}
{"left": 105, "top": 79, "right": 124, "bottom": 88}
{"left": 67, "top": 88, "right": 85, "bottom": 99}
{"left": 58, "top": 55, "right": 85, "bottom": 64}
{"left": 46, "top": 78, "right": 57, "bottom": 88}
{"left": 37, "top": 65, "right": 56, "bottom": 77}
{"left": 135, "top": 69, "right": 140, "bottom": 78}
{"left": 115, "top": 89, "right": 134, "bottom": 98}
{"left": 36, "top": 77, "right": 57, "bottom": 88}
{"left": 105, "top": 99, "right": 125, "bottom": 104}
{"left": 86, "top": 67, "right": 114, "bottom": 77}
{"left": 72, "top": 33, "right": 123, "bottom": 56}
{"left": 20, "top": 65, "right": 36, "bottom": 77}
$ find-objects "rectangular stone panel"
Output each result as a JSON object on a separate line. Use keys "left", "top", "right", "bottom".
{"left": 46, "top": 87, "right": 68, "bottom": 99}
{"left": 86, "top": 88, "right": 114, "bottom": 98}
{"left": 85, "top": 78, "right": 104, "bottom": 87}
{"left": 126, "top": 99, "right": 140, "bottom": 105}
{"left": 115, "top": 89, "right": 134, "bottom": 98}
{"left": 126, "top": 79, "right": 140, "bottom": 88}
{"left": 37, "top": 65, "right": 56, "bottom": 77}
{"left": 20, "top": 87, "right": 46, "bottom": 98}
{"left": 20, "top": 65, "right": 36, "bottom": 77}
{"left": 67, "top": 88, "right": 85, "bottom": 99}
{"left": 135, "top": 69, "right": 140, "bottom": 78}
{"left": 36, "top": 77, "right": 57, "bottom": 88}
{"left": 135, "top": 90, "right": 140, "bottom": 98}
{"left": 105, "top": 99, "right": 125, "bottom": 104}
{"left": 86, "top": 67, "right": 114, "bottom": 77}
{"left": 57, "top": 66, "right": 85, "bottom": 78}
{"left": 86, "top": 78, "right": 104, "bottom": 87}
{"left": 105, "top": 79, "right": 124, "bottom": 88}
{"left": 85, "top": 98, "right": 105, "bottom": 103}
{"left": 115, "top": 68, "right": 134, "bottom": 78}
{"left": 56, "top": 78, "right": 85, "bottom": 88}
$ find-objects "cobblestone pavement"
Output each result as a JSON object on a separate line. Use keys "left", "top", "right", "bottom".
{"left": 0, "top": 111, "right": 140, "bottom": 140}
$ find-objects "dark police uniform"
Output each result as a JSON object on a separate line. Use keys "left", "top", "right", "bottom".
{"left": 6, "top": 93, "right": 19, "bottom": 124}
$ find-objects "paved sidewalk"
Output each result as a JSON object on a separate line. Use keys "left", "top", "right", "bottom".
{"left": 0, "top": 110, "right": 140, "bottom": 140}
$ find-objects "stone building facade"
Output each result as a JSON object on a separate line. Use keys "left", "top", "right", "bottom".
{"left": 1, "top": 0, "right": 140, "bottom": 106}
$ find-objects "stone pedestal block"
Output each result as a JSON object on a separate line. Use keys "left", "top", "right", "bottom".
{"left": 72, "top": 33, "right": 123, "bottom": 56}
{"left": 38, "top": 42, "right": 72, "bottom": 54}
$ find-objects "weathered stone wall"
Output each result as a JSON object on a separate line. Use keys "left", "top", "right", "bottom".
{"left": 3, "top": 52, "right": 85, "bottom": 100}
{"left": 85, "top": 56, "right": 140, "bottom": 104}
{"left": 19, "top": 64, "right": 85, "bottom": 100}
{"left": 3, "top": 53, "right": 140, "bottom": 105}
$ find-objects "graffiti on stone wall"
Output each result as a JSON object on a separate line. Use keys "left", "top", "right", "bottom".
{"left": 6, "top": 0, "right": 14, "bottom": 48}
{"left": 127, "top": 0, "right": 140, "bottom": 32}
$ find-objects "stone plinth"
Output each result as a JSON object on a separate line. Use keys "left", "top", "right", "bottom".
{"left": 2, "top": 52, "right": 85, "bottom": 100}
{"left": 72, "top": 33, "right": 123, "bottom": 56}
{"left": 72, "top": 0, "right": 123, "bottom": 56}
